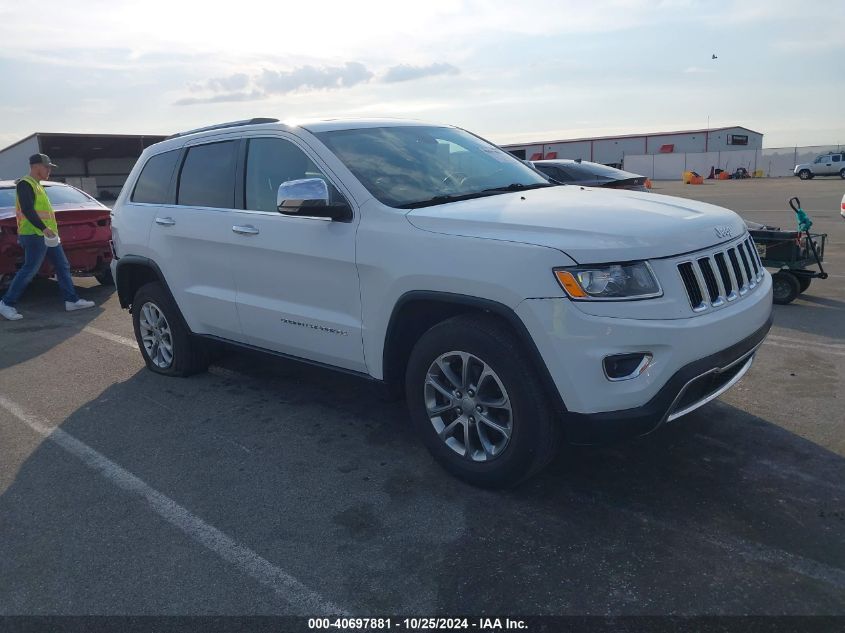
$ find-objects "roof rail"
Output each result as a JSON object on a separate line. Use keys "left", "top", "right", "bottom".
{"left": 166, "top": 118, "right": 280, "bottom": 140}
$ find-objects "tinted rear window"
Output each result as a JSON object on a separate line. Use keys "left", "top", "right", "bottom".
{"left": 44, "top": 184, "right": 98, "bottom": 205}
{"left": 132, "top": 149, "right": 180, "bottom": 204}
{"left": 177, "top": 141, "right": 237, "bottom": 209}
{"left": 0, "top": 188, "right": 15, "bottom": 208}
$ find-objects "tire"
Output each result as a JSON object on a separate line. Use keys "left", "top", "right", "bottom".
{"left": 95, "top": 269, "right": 114, "bottom": 286}
{"left": 797, "top": 276, "right": 812, "bottom": 293}
{"left": 772, "top": 272, "right": 801, "bottom": 305}
{"left": 405, "top": 313, "right": 560, "bottom": 488}
{"left": 798, "top": 169, "right": 811, "bottom": 180}
{"left": 839, "top": 168, "right": 845, "bottom": 179}
{"left": 131, "top": 281, "right": 209, "bottom": 376}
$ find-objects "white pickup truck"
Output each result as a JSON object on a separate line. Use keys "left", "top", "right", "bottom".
{"left": 111, "top": 118, "right": 772, "bottom": 487}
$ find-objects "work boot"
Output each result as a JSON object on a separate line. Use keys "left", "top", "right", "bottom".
{"left": 0, "top": 301, "right": 23, "bottom": 320}
{"left": 65, "top": 299, "right": 96, "bottom": 312}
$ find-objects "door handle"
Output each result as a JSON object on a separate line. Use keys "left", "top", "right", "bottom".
{"left": 232, "top": 225, "right": 260, "bottom": 235}
{"left": 155, "top": 217, "right": 176, "bottom": 226}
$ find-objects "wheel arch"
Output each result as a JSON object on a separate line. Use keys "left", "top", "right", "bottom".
{"left": 115, "top": 256, "right": 178, "bottom": 313}
{"left": 381, "top": 291, "right": 567, "bottom": 414}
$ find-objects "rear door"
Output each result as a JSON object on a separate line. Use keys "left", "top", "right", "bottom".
{"left": 831, "top": 153, "right": 843, "bottom": 176}
{"left": 147, "top": 138, "right": 246, "bottom": 341}
{"left": 228, "top": 134, "right": 366, "bottom": 372}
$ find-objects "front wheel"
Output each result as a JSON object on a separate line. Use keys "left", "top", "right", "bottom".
{"left": 131, "top": 281, "right": 209, "bottom": 376}
{"left": 798, "top": 169, "right": 811, "bottom": 180}
{"left": 772, "top": 272, "right": 801, "bottom": 305}
{"left": 405, "top": 313, "right": 560, "bottom": 488}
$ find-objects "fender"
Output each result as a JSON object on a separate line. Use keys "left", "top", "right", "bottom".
{"left": 383, "top": 290, "right": 568, "bottom": 415}
{"left": 115, "top": 255, "right": 179, "bottom": 312}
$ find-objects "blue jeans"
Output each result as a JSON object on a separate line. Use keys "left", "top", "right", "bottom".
{"left": 1, "top": 234, "right": 80, "bottom": 307}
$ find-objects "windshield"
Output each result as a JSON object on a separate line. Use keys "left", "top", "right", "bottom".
{"left": 315, "top": 126, "right": 552, "bottom": 208}
{"left": 0, "top": 183, "right": 98, "bottom": 208}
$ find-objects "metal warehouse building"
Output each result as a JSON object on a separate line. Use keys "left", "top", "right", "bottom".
{"left": 0, "top": 132, "right": 167, "bottom": 200}
{"left": 501, "top": 126, "right": 763, "bottom": 166}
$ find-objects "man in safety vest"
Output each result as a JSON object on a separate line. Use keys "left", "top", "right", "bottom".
{"left": 0, "top": 154, "right": 95, "bottom": 320}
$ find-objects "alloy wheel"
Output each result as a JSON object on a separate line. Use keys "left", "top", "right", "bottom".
{"left": 139, "top": 301, "right": 174, "bottom": 369}
{"left": 424, "top": 351, "right": 513, "bottom": 462}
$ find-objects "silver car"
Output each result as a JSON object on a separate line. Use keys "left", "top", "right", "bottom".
{"left": 794, "top": 152, "right": 845, "bottom": 179}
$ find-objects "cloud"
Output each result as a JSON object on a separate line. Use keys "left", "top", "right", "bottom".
{"left": 381, "top": 62, "right": 459, "bottom": 83}
{"left": 174, "top": 90, "right": 265, "bottom": 106}
{"left": 258, "top": 62, "right": 373, "bottom": 94}
{"left": 175, "top": 62, "right": 374, "bottom": 105}
{"left": 176, "top": 61, "right": 457, "bottom": 105}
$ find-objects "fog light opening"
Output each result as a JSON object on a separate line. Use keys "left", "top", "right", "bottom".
{"left": 603, "top": 353, "right": 653, "bottom": 382}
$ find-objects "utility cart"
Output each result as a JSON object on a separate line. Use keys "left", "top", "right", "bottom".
{"left": 748, "top": 197, "right": 828, "bottom": 305}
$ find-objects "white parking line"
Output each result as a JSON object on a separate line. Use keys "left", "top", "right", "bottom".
{"left": 82, "top": 326, "right": 136, "bottom": 349}
{"left": 764, "top": 340, "right": 845, "bottom": 357}
{"left": 0, "top": 395, "right": 348, "bottom": 616}
{"left": 767, "top": 334, "right": 845, "bottom": 349}
{"left": 80, "top": 326, "right": 246, "bottom": 379}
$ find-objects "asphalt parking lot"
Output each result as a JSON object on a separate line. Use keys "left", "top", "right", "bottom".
{"left": 0, "top": 178, "right": 843, "bottom": 617}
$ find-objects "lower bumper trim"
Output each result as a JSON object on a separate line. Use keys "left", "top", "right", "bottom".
{"left": 563, "top": 314, "right": 772, "bottom": 444}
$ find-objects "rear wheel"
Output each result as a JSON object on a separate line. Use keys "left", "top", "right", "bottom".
{"left": 405, "top": 313, "right": 560, "bottom": 488}
{"left": 797, "top": 276, "right": 812, "bottom": 293}
{"left": 839, "top": 168, "right": 845, "bottom": 179}
{"left": 131, "top": 281, "right": 209, "bottom": 376}
{"left": 772, "top": 271, "right": 801, "bottom": 305}
{"left": 798, "top": 169, "right": 811, "bottom": 180}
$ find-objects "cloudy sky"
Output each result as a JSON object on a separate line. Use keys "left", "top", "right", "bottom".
{"left": 1, "top": 0, "right": 843, "bottom": 151}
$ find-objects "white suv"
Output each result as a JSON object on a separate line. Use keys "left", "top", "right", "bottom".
{"left": 794, "top": 152, "right": 845, "bottom": 179}
{"left": 111, "top": 118, "right": 773, "bottom": 487}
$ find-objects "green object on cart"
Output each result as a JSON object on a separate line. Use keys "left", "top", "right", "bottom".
{"left": 789, "top": 196, "right": 813, "bottom": 232}
{"left": 795, "top": 208, "right": 812, "bottom": 232}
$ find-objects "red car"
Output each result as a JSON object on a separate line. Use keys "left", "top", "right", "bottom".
{"left": 0, "top": 180, "right": 113, "bottom": 286}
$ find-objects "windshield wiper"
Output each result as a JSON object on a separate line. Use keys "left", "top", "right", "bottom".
{"left": 398, "top": 182, "right": 557, "bottom": 209}
{"left": 481, "top": 182, "right": 557, "bottom": 193}
{"left": 397, "top": 190, "right": 502, "bottom": 209}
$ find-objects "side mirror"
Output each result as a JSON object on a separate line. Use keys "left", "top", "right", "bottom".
{"left": 276, "top": 178, "right": 352, "bottom": 222}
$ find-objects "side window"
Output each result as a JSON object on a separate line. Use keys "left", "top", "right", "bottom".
{"left": 833, "top": 155, "right": 841, "bottom": 163}
{"left": 132, "top": 149, "right": 180, "bottom": 204}
{"left": 177, "top": 141, "right": 237, "bottom": 209}
{"left": 814, "top": 156, "right": 827, "bottom": 164}
{"left": 244, "top": 137, "right": 343, "bottom": 212}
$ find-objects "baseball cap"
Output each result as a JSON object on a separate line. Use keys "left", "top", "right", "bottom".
{"left": 29, "top": 153, "right": 57, "bottom": 168}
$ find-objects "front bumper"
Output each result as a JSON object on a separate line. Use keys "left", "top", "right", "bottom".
{"left": 561, "top": 316, "right": 771, "bottom": 443}
{"left": 515, "top": 272, "right": 772, "bottom": 442}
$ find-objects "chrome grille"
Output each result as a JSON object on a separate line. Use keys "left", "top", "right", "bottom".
{"left": 677, "top": 236, "right": 765, "bottom": 312}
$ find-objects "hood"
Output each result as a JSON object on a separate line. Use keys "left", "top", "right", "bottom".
{"left": 405, "top": 186, "right": 747, "bottom": 263}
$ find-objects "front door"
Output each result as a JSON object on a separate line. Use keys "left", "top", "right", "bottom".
{"left": 229, "top": 135, "right": 366, "bottom": 373}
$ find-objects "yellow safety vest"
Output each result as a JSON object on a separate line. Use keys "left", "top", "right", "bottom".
{"left": 16, "top": 175, "right": 58, "bottom": 236}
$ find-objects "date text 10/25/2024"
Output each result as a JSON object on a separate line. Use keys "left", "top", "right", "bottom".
{"left": 308, "top": 618, "right": 528, "bottom": 630}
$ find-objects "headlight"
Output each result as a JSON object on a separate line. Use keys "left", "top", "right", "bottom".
{"left": 554, "top": 261, "right": 662, "bottom": 300}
